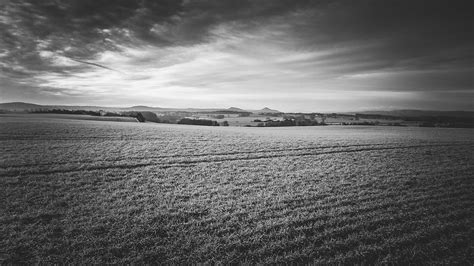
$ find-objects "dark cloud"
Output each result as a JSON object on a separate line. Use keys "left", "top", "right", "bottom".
{"left": 1, "top": 0, "right": 183, "bottom": 71}
{"left": 3, "top": 0, "right": 472, "bottom": 69}
{"left": 286, "top": 0, "right": 474, "bottom": 72}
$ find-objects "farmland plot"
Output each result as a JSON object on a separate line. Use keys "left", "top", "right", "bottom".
{"left": 1, "top": 114, "right": 473, "bottom": 264}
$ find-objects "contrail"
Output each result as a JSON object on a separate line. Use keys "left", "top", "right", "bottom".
{"left": 67, "top": 57, "right": 124, "bottom": 73}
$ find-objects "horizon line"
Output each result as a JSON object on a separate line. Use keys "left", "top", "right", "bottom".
{"left": 1, "top": 101, "right": 473, "bottom": 114}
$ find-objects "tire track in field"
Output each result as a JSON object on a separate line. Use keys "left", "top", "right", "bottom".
{"left": 1, "top": 143, "right": 393, "bottom": 168}
{"left": 1, "top": 143, "right": 398, "bottom": 169}
{"left": 1, "top": 143, "right": 472, "bottom": 178}
{"left": 1, "top": 141, "right": 471, "bottom": 169}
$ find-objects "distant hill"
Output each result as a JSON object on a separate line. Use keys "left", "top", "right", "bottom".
{"left": 252, "top": 107, "right": 282, "bottom": 114}
{"left": 211, "top": 107, "right": 250, "bottom": 114}
{"left": 0, "top": 102, "right": 287, "bottom": 114}
{"left": 0, "top": 102, "right": 263, "bottom": 114}
{"left": 127, "top": 105, "right": 163, "bottom": 111}
{"left": 0, "top": 102, "right": 43, "bottom": 110}
{"left": 227, "top": 107, "right": 246, "bottom": 112}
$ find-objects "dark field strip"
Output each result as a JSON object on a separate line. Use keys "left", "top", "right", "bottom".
{"left": 1, "top": 143, "right": 472, "bottom": 178}
{"left": 136, "top": 170, "right": 473, "bottom": 264}
{"left": 2, "top": 150, "right": 473, "bottom": 263}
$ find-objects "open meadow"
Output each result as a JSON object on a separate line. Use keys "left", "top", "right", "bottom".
{"left": 1, "top": 114, "right": 473, "bottom": 264}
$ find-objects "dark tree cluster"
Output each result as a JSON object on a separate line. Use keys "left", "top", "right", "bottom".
{"left": 178, "top": 118, "right": 219, "bottom": 126}
{"left": 31, "top": 109, "right": 103, "bottom": 116}
{"left": 31, "top": 109, "right": 164, "bottom": 123}
{"left": 258, "top": 118, "right": 323, "bottom": 127}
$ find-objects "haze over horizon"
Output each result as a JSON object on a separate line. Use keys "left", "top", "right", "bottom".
{"left": 1, "top": 0, "right": 473, "bottom": 112}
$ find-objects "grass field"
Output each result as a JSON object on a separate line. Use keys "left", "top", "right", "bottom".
{"left": 1, "top": 114, "right": 473, "bottom": 264}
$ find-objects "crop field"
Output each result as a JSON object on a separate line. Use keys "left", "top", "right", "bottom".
{"left": 1, "top": 114, "right": 473, "bottom": 264}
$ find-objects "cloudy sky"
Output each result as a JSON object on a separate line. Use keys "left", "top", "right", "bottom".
{"left": 0, "top": 0, "right": 472, "bottom": 112}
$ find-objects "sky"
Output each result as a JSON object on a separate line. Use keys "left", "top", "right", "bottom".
{"left": 0, "top": 0, "right": 473, "bottom": 112}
